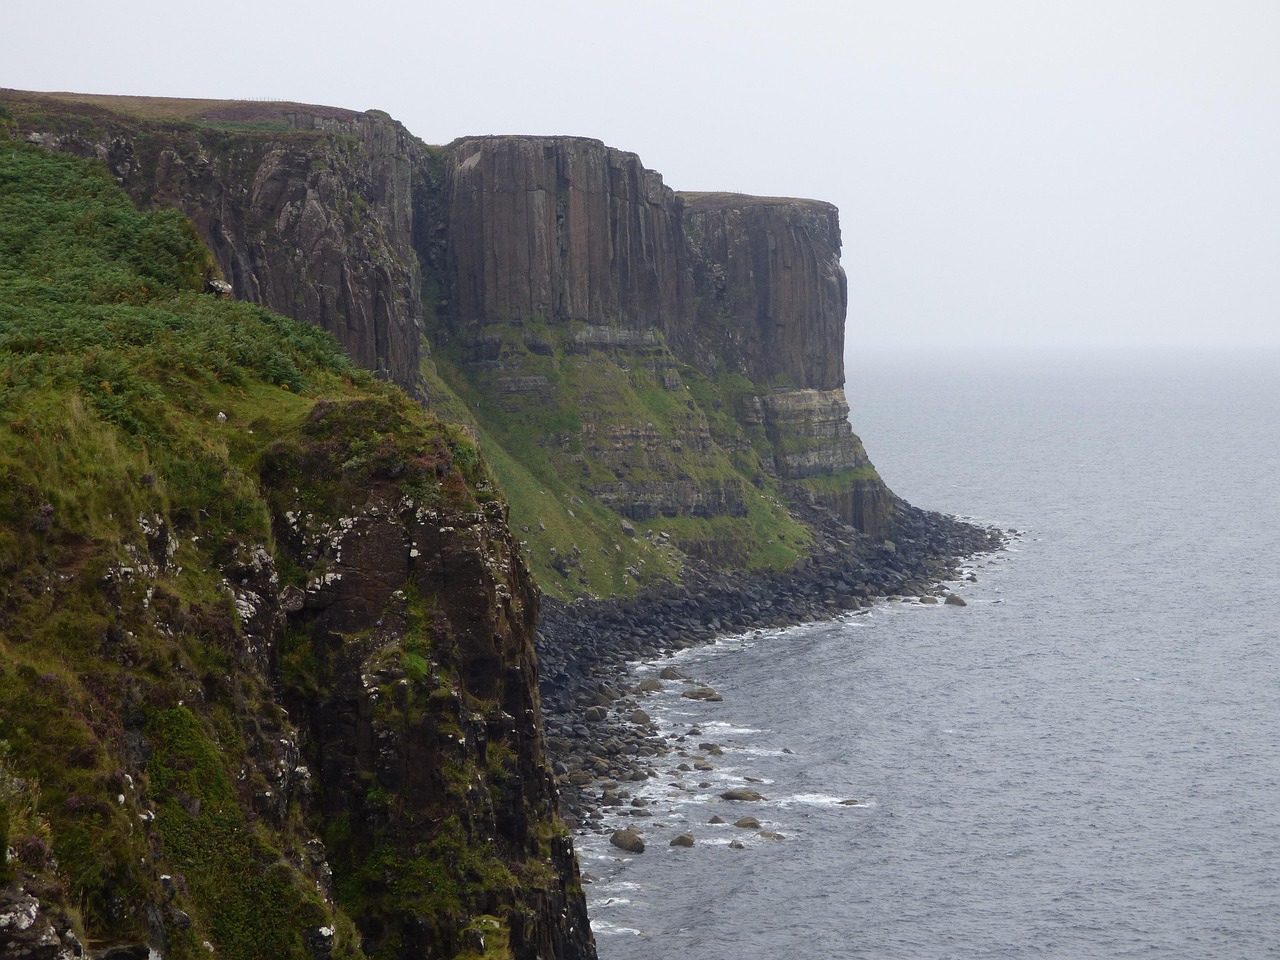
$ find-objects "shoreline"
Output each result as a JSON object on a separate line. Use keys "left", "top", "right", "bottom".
{"left": 535, "top": 500, "right": 1008, "bottom": 826}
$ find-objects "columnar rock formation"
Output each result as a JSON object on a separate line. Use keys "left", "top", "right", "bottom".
{"left": 444, "top": 136, "right": 693, "bottom": 340}
{"left": 683, "top": 193, "right": 847, "bottom": 391}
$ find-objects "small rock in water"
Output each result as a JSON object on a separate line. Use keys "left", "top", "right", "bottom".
{"left": 944, "top": 594, "right": 967, "bottom": 606}
{"left": 708, "top": 815, "right": 726, "bottom": 824}
{"left": 756, "top": 830, "right": 785, "bottom": 841}
{"left": 744, "top": 776, "right": 764, "bottom": 783}
{"left": 728, "top": 839, "right": 745, "bottom": 850}
{"left": 659, "top": 666, "right": 688, "bottom": 681}
{"left": 721, "top": 789, "right": 765, "bottom": 802}
{"left": 838, "top": 799, "right": 863, "bottom": 806}
{"left": 682, "top": 687, "right": 722, "bottom": 701}
{"left": 610, "top": 828, "right": 645, "bottom": 853}
{"left": 919, "top": 595, "right": 939, "bottom": 605}
{"left": 733, "top": 816, "right": 761, "bottom": 829}
{"left": 670, "top": 832, "right": 695, "bottom": 847}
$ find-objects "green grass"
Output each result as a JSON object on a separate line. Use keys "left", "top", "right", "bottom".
{"left": 0, "top": 140, "right": 507, "bottom": 956}
{"left": 427, "top": 316, "right": 830, "bottom": 597}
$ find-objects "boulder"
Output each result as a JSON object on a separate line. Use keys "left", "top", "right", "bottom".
{"left": 944, "top": 594, "right": 967, "bottom": 606}
{"left": 720, "top": 789, "right": 765, "bottom": 802}
{"left": 669, "top": 833, "right": 695, "bottom": 848}
{"left": 733, "top": 816, "right": 761, "bottom": 829}
{"left": 610, "top": 828, "right": 645, "bottom": 854}
{"left": 682, "top": 687, "right": 722, "bottom": 702}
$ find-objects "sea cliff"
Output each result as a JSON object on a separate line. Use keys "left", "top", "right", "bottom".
{"left": 1, "top": 90, "right": 999, "bottom": 959}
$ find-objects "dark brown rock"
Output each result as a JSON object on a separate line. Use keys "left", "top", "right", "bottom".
{"left": 610, "top": 828, "right": 645, "bottom": 854}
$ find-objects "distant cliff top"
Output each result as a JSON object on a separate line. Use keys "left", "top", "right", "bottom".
{"left": 680, "top": 190, "right": 838, "bottom": 213}
{"left": 0, "top": 88, "right": 371, "bottom": 131}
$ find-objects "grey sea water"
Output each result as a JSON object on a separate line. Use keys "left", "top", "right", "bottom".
{"left": 578, "top": 347, "right": 1280, "bottom": 959}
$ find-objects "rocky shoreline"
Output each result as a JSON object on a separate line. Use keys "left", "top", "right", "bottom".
{"left": 534, "top": 500, "right": 1006, "bottom": 829}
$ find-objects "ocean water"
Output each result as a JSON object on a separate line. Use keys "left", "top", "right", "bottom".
{"left": 578, "top": 346, "right": 1280, "bottom": 959}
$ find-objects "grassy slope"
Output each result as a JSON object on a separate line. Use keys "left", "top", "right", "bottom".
{"left": 0, "top": 138, "right": 505, "bottom": 958}
{"left": 427, "top": 323, "right": 813, "bottom": 601}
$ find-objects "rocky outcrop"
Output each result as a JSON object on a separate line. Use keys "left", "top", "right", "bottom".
{"left": 9, "top": 94, "right": 426, "bottom": 395}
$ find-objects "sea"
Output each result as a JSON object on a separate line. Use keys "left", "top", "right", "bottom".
{"left": 576, "top": 345, "right": 1280, "bottom": 959}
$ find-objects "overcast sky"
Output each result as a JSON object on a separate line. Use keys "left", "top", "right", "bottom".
{"left": 7, "top": 1, "right": 1279, "bottom": 355}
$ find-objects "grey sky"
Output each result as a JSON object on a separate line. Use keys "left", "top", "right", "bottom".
{"left": 7, "top": 1, "right": 1279, "bottom": 353}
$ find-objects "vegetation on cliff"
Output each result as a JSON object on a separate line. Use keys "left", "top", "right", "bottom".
{"left": 4, "top": 92, "right": 893, "bottom": 604}
{"left": 0, "top": 141, "right": 589, "bottom": 959}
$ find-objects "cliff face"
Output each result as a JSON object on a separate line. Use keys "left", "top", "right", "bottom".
{"left": 443, "top": 136, "right": 693, "bottom": 341}
{"left": 681, "top": 193, "right": 890, "bottom": 533}
{"left": 7, "top": 88, "right": 895, "bottom": 590}
{"left": 11, "top": 94, "right": 426, "bottom": 396}
{"left": 0, "top": 139, "right": 593, "bottom": 960}
{"left": 684, "top": 194, "right": 847, "bottom": 391}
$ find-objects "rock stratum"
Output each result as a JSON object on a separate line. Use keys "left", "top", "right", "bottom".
{"left": 1, "top": 90, "right": 1001, "bottom": 959}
